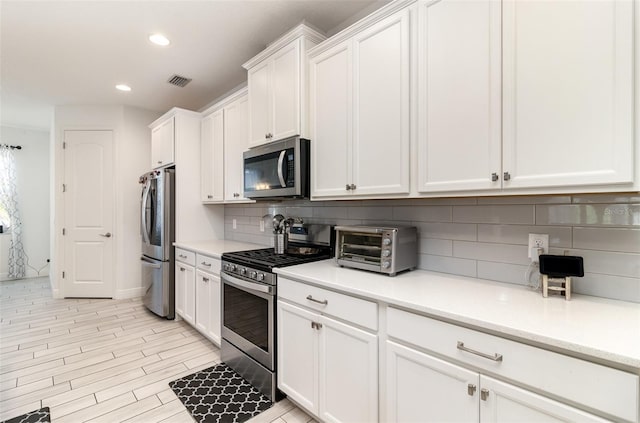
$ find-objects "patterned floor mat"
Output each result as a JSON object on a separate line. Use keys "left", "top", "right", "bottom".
{"left": 1, "top": 408, "right": 50, "bottom": 423}
{"left": 169, "top": 363, "right": 273, "bottom": 423}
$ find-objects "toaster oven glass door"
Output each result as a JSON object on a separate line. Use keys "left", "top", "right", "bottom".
{"left": 338, "top": 232, "right": 383, "bottom": 265}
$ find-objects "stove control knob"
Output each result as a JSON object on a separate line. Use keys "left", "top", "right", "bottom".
{"left": 240, "top": 268, "right": 247, "bottom": 276}
{"left": 382, "top": 261, "right": 391, "bottom": 269}
{"left": 382, "top": 250, "right": 391, "bottom": 257}
{"left": 249, "top": 271, "right": 257, "bottom": 279}
{"left": 382, "top": 238, "right": 392, "bottom": 246}
{"left": 257, "top": 273, "right": 265, "bottom": 282}
{"left": 230, "top": 264, "right": 237, "bottom": 272}
{"left": 223, "top": 264, "right": 230, "bottom": 272}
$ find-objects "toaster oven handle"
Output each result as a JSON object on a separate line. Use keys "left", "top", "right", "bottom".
{"left": 334, "top": 226, "right": 384, "bottom": 234}
{"left": 277, "top": 150, "right": 287, "bottom": 188}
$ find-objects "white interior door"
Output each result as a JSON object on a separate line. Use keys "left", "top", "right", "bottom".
{"left": 63, "top": 130, "right": 114, "bottom": 298}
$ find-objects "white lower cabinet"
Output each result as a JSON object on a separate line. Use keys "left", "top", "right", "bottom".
{"left": 277, "top": 299, "right": 378, "bottom": 423}
{"left": 175, "top": 248, "right": 221, "bottom": 345}
{"left": 174, "top": 261, "right": 195, "bottom": 325}
{"left": 386, "top": 340, "right": 606, "bottom": 423}
{"left": 195, "top": 269, "right": 221, "bottom": 345}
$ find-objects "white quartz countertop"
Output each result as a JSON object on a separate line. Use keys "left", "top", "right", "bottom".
{"left": 275, "top": 260, "right": 640, "bottom": 369}
{"left": 173, "top": 240, "right": 264, "bottom": 259}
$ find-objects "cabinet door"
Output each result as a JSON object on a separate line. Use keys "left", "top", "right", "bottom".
{"left": 248, "top": 61, "right": 272, "bottom": 147}
{"left": 310, "top": 42, "right": 352, "bottom": 198}
{"left": 352, "top": 8, "right": 411, "bottom": 196}
{"left": 151, "top": 117, "right": 175, "bottom": 168}
{"left": 206, "top": 273, "right": 221, "bottom": 345}
{"left": 195, "top": 270, "right": 210, "bottom": 335}
{"left": 200, "top": 110, "right": 224, "bottom": 203}
{"left": 319, "top": 315, "right": 378, "bottom": 423}
{"left": 479, "top": 376, "right": 607, "bottom": 423}
{"left": 277, "top": 301, "right": 319, "bottom": 415}
{"left": 272, "top": 40, "right": 301, "bottom": 142}
{"left": 175, "top": 262, "right": 194, "bottom": 324}
{"left": 502, "top": 0, "right": 634, "bottom": 189}
{"left": 417, "top": 0, "right": 501, "bottom": 193}
{"left": 224, "top": 96, "right": 250, "bottom": 201}
{"left": 386, "top": 341, "right": 479, "bottom": 423}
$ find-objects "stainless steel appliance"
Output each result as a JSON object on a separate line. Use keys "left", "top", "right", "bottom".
{"left": 140, "top": 168, "right": 175, "bottom": 319}
{"left": 221, "top": 224, "right": 332, "bottom": 401}
{"left": 335, "top": 225, "right": 417, "bottom": 276}
{"left": 243, "top": 136, "right": 309, "bottom": 199}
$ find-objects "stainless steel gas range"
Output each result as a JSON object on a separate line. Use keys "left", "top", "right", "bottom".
{"left": 220, "top": 224, "right": 333, "bottom": 401}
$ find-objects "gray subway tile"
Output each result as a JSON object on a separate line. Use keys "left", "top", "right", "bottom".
{"left": 573, "top": 227, "right": 640, "bottom": 253}
{"left": 477, "top": 225, "right": 571, "bottom": 247}
{"left": 418, "top": 238, "right": 453, "bottom": 256}
{"left": 453, "top": 241, "right": 530, "bottom": 265}
{"left": 536, "top": 204, "right": 640, "bottom": 226}
{"left": 573, "top": 274, "right": 640, "bottom": 303}
{"left": 418, "top": 254, "right": 477, "bottom": 277}
{"left": 392, "top": 205, "right": 451, "bottom": 222}
{"left": 453, "top": 205, "right": 534, "bottom": 224}
{"left": 477, "top": 261, "right": 531, "bottom": 287}
{"left": 414, "top": 222, "right": 477, "bottom": 241}
{"left": 571, "top": 194, "right": 640, "bottom": 204}
{"left": 477, "top": 195, "right": 571, "bottom": 205}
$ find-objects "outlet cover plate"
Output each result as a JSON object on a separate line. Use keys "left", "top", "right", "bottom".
{"left": 528, "top": 233, "right": 549, "bottom": 258}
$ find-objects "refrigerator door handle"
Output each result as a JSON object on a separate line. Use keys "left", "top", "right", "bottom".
{"left": 141, "top": 182, "right": 151, "bottom": 245}
{"left": 140, "top": 256, "right": 162, "bottom": 269}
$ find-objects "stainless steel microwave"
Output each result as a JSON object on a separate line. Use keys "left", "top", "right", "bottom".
{"left": 243, "top": 136, "right": 309, "bottom": 199}
{"left": 335, "top": 225, "right": 418, "bottom": 276}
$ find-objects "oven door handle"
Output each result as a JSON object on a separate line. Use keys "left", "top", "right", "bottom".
{"left": 223, "top": 272, "right": 274, "bottom": 295}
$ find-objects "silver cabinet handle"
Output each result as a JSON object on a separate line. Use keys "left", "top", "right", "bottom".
{"left": 306, "top": 295, "right": 328, "bottom": 305}
{"left": 503, "top": 172, "right": 511, "bottom": 181}
{"left": 179, "top": 267, "right": 185, "bottom": 272}
{"left": 311, "top": 322, "right": 323, "bottom": 330}
{"left": 491, "top": 173, "right": 499, "bottom": 182}
{"left": 179, "top": 254, "right": 187, "bottom": 259}
{"left": 157, "top": 161, "right": 162, "bottom": 164}
{"left": 99, "top": 232, "right": 112, "bottom": 238}
{"left": 346, "top": 184, "right": 351, "bottom": 190}
{"left": 350, "top": 184, "right": 356, "bottom": 190}
{"left": 481, "top": 388, "right": 490, "bottom": 401}
{"left": 457, "top": 341, "right": 503, "bottom": 362}
{"left": 201, "top": 262, "right": 211, "bottom": 267}
{"left": 467, "top": 384, "right": 476, "bottom": 396}
{"left": 207, "top": 195, "right": 213, "bottom": 199}
{"left": 203, "top": 277, "right": 209, "bottom": 282}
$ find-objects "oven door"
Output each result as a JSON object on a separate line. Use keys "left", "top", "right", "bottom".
{"left": 221, "top": 272, "right": 275, "bottom": 371}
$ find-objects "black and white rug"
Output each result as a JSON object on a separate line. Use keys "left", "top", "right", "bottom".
{"left": 169, "top": 363, "right": 272, "bottom": 423}
{"left": 1, "top": 408, "right": 50, "bottom": 423}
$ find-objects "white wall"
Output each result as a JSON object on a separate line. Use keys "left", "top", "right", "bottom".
{"left": 0, "top": 125, "right": 50, "bottom": 280}
{"left": 52, "top": 105, "right": 159, "bottom": 298}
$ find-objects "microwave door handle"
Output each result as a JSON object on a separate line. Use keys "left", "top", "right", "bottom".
{"left": 277, "top": 150, "right": 287, "bottom": 188}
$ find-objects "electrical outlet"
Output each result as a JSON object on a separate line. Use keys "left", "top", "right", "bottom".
{"left": 260, "top": 220, "right": 265, "bottom": 232}
{"left": 528, "top": 233, "right": 549, "bottom": 259}
{"left": 232, "top": 219, "right": 237, "bottom": 230}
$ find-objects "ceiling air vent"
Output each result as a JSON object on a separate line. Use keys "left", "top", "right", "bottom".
{"left": 167, "top": 74, "right": 192, "bottom": 88}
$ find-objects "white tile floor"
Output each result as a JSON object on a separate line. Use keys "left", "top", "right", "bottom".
{"left": 0, "top": 277, "right": 314, "bottom": 423}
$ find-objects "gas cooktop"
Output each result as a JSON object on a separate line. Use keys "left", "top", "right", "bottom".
{"left": 222, "top": 245, "right": 332, "bottom": 272}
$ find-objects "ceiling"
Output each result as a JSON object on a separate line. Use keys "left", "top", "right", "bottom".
{"left": 0, "top": 0, "right": 388, "bottom": 131}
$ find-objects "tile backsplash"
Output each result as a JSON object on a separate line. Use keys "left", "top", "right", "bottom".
{"left": 224, "top": 194, "right": 640, "bottom": 303}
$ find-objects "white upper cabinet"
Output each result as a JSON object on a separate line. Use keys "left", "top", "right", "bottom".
{"left": 416, "top": 0, "right": 501, "bottom": 193}
{"left": 151, "top": 116, "right": 175, "bottom": 168}
{"left": 244, "top": 24, "right": 326, "bottom": 148}
{"left": 501, "top": 0, "right": 634, "bottom": 190}
{"left": 200, "top": 109, "right": 224, "bottom": 203}
{"left": 224, "top": 95, "right": 250, "bottom": 202}
{"left": 310, "top": 6, "right": 412, "bottom": 199}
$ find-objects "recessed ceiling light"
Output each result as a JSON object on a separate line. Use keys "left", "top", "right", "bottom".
{"left": 115, "top": 84, "right": 132, "bottom": 92}
{"left": 149, "top": 33, "right": 170, "bottom": 46}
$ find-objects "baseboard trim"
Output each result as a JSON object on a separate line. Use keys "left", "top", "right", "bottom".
{"left": 116, "top": 287, "right": 144, "bottom": 299}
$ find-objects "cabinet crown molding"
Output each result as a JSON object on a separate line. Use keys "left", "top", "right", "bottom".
{"left": 308, "top": 0, "right": 417, "bottom": 58}
{"left": 242, "top": 22, "right": 327, "bottom": 70}
{"left": 149, "top": 107, "right": 201, "bottom": 129}
{"left": 200, "top": 86, "right": 248, "bottom": 117}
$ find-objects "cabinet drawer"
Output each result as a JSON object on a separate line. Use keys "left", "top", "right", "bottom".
{"left": 175, "top": 248, "right": 195, "bottom": 266}
{"left": 279, "top": 277, "right": 377, "bottom": 331}
{"left": 196, "top": 254, "right": 220, "bottom": 275}
{"left": 387, "top": 307, "right": 638, "bottom": 422}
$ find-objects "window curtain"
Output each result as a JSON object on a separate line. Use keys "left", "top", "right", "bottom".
{"left": 0, "top": 145, "right": 25, "bottom": 279}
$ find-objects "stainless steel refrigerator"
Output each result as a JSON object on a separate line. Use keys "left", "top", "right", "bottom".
{"left": 140, "top": 168, "right": 175, "bottom": 319}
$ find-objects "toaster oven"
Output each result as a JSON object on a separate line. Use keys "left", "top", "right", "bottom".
{"left": 334, "top": 226, "right": 417, "bottom": 276}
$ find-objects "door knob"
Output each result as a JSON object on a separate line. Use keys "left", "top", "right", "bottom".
{"left": 99, "top": 232, "right": 112, "bottom": 238}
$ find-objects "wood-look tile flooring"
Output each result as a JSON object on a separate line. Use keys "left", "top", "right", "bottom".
{"left": 0, "top": 277, "right": 314, "bottom": 423}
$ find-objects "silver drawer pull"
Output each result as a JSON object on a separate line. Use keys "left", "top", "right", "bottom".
{"left": 203, "top": 277, "right": 209, "bottom": 282}
{"left": 179, "top": 254, "right": 187, "bottom": 259}
{"left": 457, "top": 341, "right": 503, "bottom": 362}
{"left": 201, "top": 262, "right": 211, "bottom": 267}
{"left": 306, "top": 295, "right": 328, "bottom": 305}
